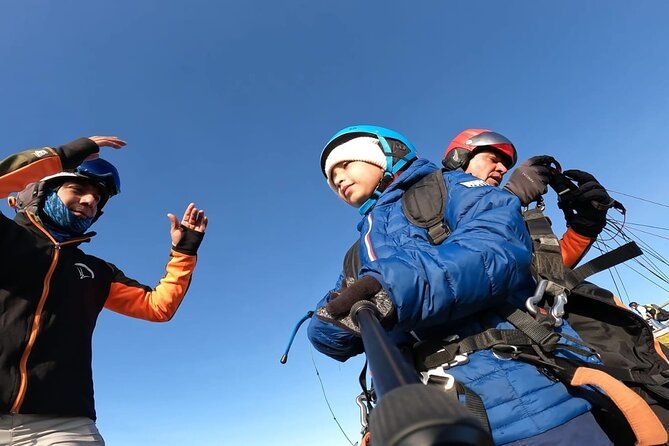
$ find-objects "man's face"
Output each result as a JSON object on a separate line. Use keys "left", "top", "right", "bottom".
{"left": 465, "top": 149, "right": 509, "bottom": 186}
{"left": 56, "top": 181, "right": 103, "bottom": 219}
{"left": 330, "top": 161, "right": 384, "bottom": 208}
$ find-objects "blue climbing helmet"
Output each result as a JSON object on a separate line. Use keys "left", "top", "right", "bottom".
{"left": 320, "top": 125, "right": 418, "bottom": 215}
{"left": 74, "top": 158, "right": 121, "bottom": 198}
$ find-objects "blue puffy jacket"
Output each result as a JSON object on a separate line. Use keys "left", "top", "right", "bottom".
{"left": 308, "top": 159, "right": 598, "bottom": 445}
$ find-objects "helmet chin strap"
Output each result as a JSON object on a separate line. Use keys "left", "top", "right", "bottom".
{"left": 358, "top": 136, "right": 397, "bottom": 216}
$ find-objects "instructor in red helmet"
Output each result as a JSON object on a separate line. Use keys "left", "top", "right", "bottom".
{"left": 443, "top": 128, "right": 613, "bottom": 268}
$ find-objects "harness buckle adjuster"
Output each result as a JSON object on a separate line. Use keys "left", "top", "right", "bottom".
{"left": 491, "top": 344, "right": 520, "bottom": 361}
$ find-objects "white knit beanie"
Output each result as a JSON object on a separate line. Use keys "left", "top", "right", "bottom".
{"left": 324, "top": 136, "right": 387, "bottom": 189}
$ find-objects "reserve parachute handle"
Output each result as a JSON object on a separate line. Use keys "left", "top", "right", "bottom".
{"left": 350, "top": 300, "right": 492, "bottom": 446}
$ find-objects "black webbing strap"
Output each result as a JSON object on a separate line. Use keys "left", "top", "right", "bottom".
{"left": 343, "top": 240, "right": 361, "bottom": 280}
{"left": 414, "top": 342, "right": 459, "bottom": 371}
{"left": 456, "top": 382, "right": 491, "bottom": 435}
{"left": 496, "top": 304, "right": 558, "bottom": 347}
{"left": 426, "top": 376, "right": 491, "bottom": 435}
{"left": 358, "top": 360, "right": 374, "bottom": 414}
{"left": 523, "top": 208, "right": 568, "bottom": 291}
{"left": 414, "top": 304, "right": 601, "bottom": 371}
{"left": 497, "top": 304, "right": 599, "bottom": 358}
{"left": 414, "top": 328, "right": 535, "bottom": 371}
{"left": 568, "top": 241, "right": 643, "bottom": 287}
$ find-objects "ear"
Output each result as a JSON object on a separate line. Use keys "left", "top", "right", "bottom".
{"left": 442, "top": 148, "right": 470, "bottom": 171}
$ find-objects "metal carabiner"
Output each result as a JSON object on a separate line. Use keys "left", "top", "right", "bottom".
{"left": 355, "top": 393, "right": 370, "bottom": 430}
{"left": 526, "top": 279, "right": 548, "bottom": 316}
{"left": 550, "top": 292, "right": 568, "bottom": 326}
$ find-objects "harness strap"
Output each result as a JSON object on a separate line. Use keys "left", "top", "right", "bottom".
{"left": 569, "top": 242, "right": 643, "bottom": 287}
{"left": 496, "top": 304, "right": 560, "bottom": 346}
{"left": 426, "top": 375, "right": 491, "bottom": 435}
{"left": 456, "top": 382, "right": 491, "bottom": 435}
{"left": 523, "top": 209, "right": 567, "bottom": 291}
{"left": 358, "top": 361, "right": 374, "bottom": 415}
{"left": 414, "top": 328, "right": 534, "bottom": 371}
{"left": 414, "top": 327, "right": 596, "bottom": 372}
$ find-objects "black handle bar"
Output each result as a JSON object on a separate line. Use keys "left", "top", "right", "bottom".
{"left": 350, "top": 301, "right": 492, "bottom": 446}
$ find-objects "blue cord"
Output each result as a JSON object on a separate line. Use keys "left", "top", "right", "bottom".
{"left": 280, "top": 310, "right": 314, "bottom": 364}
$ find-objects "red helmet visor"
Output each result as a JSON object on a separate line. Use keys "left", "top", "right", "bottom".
{"left": 467, "top": 131, "right": 517, "bottom": 168}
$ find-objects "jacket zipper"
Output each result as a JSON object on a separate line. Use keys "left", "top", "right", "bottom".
{"left": 10, "top": 212, "right": 89, "bottom": 413}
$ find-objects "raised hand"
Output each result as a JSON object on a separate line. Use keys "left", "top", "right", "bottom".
{"left": 167, "top": 203, "right": 208, "bottom": 246}
{"left": 85, "top": 136, "right": 127, "bottom": 160}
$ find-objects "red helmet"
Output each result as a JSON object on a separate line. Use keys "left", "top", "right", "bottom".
{"left": 443, "top": 128, "right": 517, "bottom": 171}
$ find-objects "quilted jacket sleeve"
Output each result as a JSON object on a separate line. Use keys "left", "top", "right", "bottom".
{"left": 361, "top": 176, "right": 533, "bottom": 332}
{"left": 307, "top": 272, "right": 364, "bottom": 361}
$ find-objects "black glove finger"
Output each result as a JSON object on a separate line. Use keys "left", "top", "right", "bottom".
{"left": 326, "top": 293, "right": 363, "bottom": 317}
{"left": 580, "top": 188, "right": 611, "bottom": 204}
{"left": 525, "top": 155, "right": 558, "bottom": 167}
{"left": 534, "top": 165, "right": 552, "bottom": 183}
{"left": 563, "top": 169, "right": 598, "bottom": 186}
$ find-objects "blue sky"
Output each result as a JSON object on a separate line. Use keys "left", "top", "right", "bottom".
{"left": 2, "top": 1, "right": 669, "bottom": 445}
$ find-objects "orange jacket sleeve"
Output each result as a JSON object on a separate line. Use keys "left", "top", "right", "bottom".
{"left": 104, "top": 250, "right": 197, "bottom": 322}
{"left": 560, "top": 227, "right": 594, "bottom": 269}
{"left": 0, "top": 148, "right": 62, "bottom": 199}
{"left": 0, "top": 138, "right": 99, "bottom": 199}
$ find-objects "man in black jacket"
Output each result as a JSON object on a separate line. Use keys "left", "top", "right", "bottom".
{"left": 0, "top": 136, "right": 207, "bottom": 445}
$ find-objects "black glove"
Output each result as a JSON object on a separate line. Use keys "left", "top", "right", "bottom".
{"left": 326, "top": 276, "right": 383, "bottom": 317}
{"left": 560, "top": 169, "right": 613, "bottom": 238}
{"left": 503, "top": 156, "right": 556, "bottom": 206}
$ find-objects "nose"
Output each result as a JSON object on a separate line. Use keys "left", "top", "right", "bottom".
{"left": 331, "top": 167, "right": 345, "bottom": 187}
{"left": 80, "top": 193, "right": 99, "bottom": 208}
{"left": 497, "top": 162, "right": 508, "bottom": 174}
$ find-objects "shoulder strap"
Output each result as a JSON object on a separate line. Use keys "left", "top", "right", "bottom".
{"left": 402, "top": 169, "right": 451, "bottom": 245}
{"left": 343, "top": 240, "right": 361, "bottom": 280}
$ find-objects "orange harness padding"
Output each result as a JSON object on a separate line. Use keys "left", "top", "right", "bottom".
{"left": 570, "top": 367, "right": 668, "bottom": 446}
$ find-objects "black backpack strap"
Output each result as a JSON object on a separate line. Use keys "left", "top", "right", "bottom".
{"left": 402, "top": 169, "right": 451, "bottom": 245}
{"left": 343, "top": 240, "right": 361, "bottom": 280}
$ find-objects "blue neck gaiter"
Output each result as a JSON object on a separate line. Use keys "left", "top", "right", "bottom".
{"left": 41, "top": 189, "right": 94, "bottom": 241}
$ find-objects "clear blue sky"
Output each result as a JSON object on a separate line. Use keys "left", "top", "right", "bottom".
{"left": 2, "top": 1, "right": 669, "bottom": 445}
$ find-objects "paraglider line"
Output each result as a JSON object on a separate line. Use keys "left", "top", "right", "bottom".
{"left": 606, "top": 189, "right": 669, "bottom": 209}
{"left": 309, "top": 346, "right": 358, "bottom": 446}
